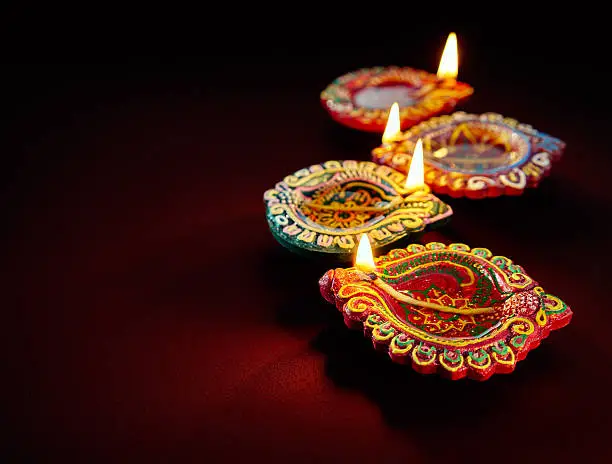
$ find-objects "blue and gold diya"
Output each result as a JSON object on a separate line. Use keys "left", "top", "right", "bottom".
{"left": 372, "top": 112, "right": 565, "bottom": 198}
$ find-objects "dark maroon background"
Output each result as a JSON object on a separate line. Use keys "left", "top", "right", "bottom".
{"left": 3, "top": 8, "right": 612, "bottom": 463}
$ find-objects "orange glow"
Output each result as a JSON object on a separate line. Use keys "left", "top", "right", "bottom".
{"left": 382, "top": 102, "right": 401, "bottom": 143}
{"left": 355, "top": 233, "right": 376, "bottom": 272}
{"left": 437, "top": 32, "right": 458, "bottom": 79}
{"left": 405, "top": 138, "right": 425, "bottom": 192}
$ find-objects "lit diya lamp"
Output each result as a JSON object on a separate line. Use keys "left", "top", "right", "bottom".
{"left": 319, "top": 235, "right": 572, "bottom": 380}
{"left": 372, "top": 111, "right": 566, "bottom": 198}
{"left": 320, "top": 33, "right": 473, "bottom": 133}
{"left": 263, "top": 149, "right": 452, "bottom": 260}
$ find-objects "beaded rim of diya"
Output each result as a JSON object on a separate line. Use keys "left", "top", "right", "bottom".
{"left": 319, "top": 239, "right": 572, "bottom": 380}
{"left": 263, "top": 160, "right": 452, "bottom": 259}
{"left": 320, "top": 66, "right": 473, "bottom": 133}
{"left": 372, "top": 112, "right": 566, "bottom": 198}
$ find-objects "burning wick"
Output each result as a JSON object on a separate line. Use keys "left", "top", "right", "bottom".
{"left": 437, "top": 32, "right": 459, "bottom": 80}
{"left": 382, "top": 102, "right": 401, "bottom": 144}
{"left": 404, "top": 138, "right": 428, "bottom": 194}
{"left": 355, "top": 233, "right": 496, "bottom": 315}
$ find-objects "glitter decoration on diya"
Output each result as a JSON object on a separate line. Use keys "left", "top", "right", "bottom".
{"left": 320, "top": 33, "right": 473, "bottom": 133}
{"left": 372, "top": 111, "right": 566, "bottom": 198}
{"left": 319, "top": 236, "right": 572, "bottom": 380}
{"left": 263, "top": 155, "right": 452, "bottom": 260}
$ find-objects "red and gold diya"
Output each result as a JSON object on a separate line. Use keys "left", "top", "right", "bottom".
{"left": 320, "top": 33, "right": 473, "bottom": 133}
{"left": 319, "top": 237, "right": 572, "bottom": 380}
{"left": 372, "top": 111, "right": 566, "bottom": 198}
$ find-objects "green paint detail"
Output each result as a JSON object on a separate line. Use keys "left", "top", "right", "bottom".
{"left": 417, "top": 343, "right": 436, "bottom": 355}
{"left": 511, "top": 334, "right": 527, "bottom": 348}
{"left": 379, "top": 326, "right": 393, "bottom": 336}
{"left": 469, "top": 349, "right": 488, "bottom": 363}
{"left": 469, "top": 326, "right": 488, "bottom": 337}
{"left": 443, "top": 349, "right": 461, "bottom": 363}
{"left": 471, "top": 248, "right": 491, "bottom": 258}
{"left": 367, "top": 315, "right": 382, "bottom": 325}
{"left": 491, "top": 341, "right": 509, "bottom": 356}
{"left": 487, "top": 266, "right": 514, "bottom": 301}
{"left": 507, "top": 264, "right": 521, "bottom": 274}
{"left": 394, "top": 337, "right": 414, "bottom": 348}
{"left": 404, "top": 307, "right": 412, "bottom": 325}
{"left": 544, "top": 296, "right": 568, "bottom": 315}
{"left": 469, "top": 274, "right": 493, "bottom": 306}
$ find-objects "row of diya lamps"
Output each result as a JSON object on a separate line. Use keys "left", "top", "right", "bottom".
{"left": 264, "top": 33, "right": 572, "bottom": 381}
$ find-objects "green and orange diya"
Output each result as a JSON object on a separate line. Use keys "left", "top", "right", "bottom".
{"left": 264, "top": 160, "right": 452, "bottom": 260}
{"left": 319, "top": 239, "right": 572, "bottom": 380}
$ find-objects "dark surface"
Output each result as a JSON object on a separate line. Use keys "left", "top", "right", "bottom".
{"left": 3, "top": 10, "right": 612, "bottom": 463}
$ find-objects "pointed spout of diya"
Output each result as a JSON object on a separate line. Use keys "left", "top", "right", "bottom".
{"left": 319, "top": 233, "right": 376, "bottom": 303}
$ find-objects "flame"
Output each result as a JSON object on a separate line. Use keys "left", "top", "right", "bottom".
{"left": 355, "top": 233, "right": 376, "bottom": 272}
{"left": 437, "top": 32, "right": 458, "bottom": 79}
{"left": 382, "top": 102, "right": 401, "bottom": 143}
{"left": 405, "top": 138, "right": 425, "bottom": 191}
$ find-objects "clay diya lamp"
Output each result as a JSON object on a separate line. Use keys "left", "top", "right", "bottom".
{"left": 372, "top": 111, "right": 566, "bottom": 198}
{"left": 320, "top": 33, "right": 473, "bottom": 133}
{"left": 319, "top": 236, "right": 572, "bottom": 380}
{"left": 263, "top": 157, "right": 452, "bottom": 260}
